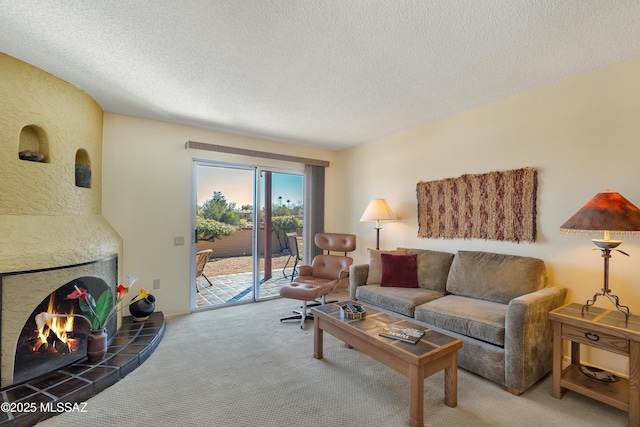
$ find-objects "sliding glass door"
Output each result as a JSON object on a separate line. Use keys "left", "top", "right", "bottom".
{"left": 256, "top": 169, "right": 304, "bottom": 301}
{"left": 193, "top": 161, "right": 303, "bottom": 309}
{"left": 194, "top": 163, "right": 255, "bottom": 307}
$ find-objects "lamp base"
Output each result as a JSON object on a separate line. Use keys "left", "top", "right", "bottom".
{"left": 591, "top": 238, "right": 623, "bottom": 249}
{"left": 582, "top": 291, "right": 630, "bottom": 321}
{"left": 581, "top": 246, "right": 631, "bottom": 321}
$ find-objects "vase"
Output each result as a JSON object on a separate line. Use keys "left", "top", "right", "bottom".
{"left": 74, "top": 164, "right": 91, "bottom": 187}
{"left": 129, "top": 294, "right": 155, "bottom": 321}
{"left": 86, "top": 329, "right": 107, "bottom": 363}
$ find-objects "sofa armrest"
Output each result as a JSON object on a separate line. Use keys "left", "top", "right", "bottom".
{"left": 349, "top": 264, "right": 369, "bottom": 300}
{"left": 504, "top": 286, "right": 568, "bottom": 394}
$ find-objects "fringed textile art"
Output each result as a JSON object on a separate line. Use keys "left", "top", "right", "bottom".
{"left": 417, "top": 167, "right": 537, "bottom": 243}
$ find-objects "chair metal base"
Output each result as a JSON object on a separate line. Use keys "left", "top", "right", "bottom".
{"left": 280, "top": 300, "right": 313, "bottom": 329}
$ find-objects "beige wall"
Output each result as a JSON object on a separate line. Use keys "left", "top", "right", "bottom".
{"left": 334, "top": 56, "right": 640, "bottom": 374}
{"left": 101, "top": 114, "right": 336, "bottom": 316}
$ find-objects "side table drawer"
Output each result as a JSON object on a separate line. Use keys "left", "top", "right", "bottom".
{"left": 562, "top": 324, "right": 629, "bottom": 355}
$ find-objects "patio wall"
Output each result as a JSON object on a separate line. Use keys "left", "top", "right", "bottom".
{"left": 196, "top": 228, "right": 289, "bottom": 258}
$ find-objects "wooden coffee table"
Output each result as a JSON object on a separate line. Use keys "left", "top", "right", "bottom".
{"left": 311, "top": 301, "right": 462, "bottom": 427}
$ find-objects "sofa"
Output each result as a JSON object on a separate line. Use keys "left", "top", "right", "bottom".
{"left": 349, "top": 248, "right": 567, "bottom": 395}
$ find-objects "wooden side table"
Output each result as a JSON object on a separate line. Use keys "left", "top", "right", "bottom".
{"left": 549, "top": 303, "right": 640, "bottom": 427}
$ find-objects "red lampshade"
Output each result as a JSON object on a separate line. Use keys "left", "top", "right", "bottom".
{"left": 560, "top": 191, "right": 640, "bottom": 236}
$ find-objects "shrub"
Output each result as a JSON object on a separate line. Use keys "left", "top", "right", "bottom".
{"left": 272, "top": 215, "right": 303, "bottom": 250}
{"left": 196, "top": 216, "right": 237, "bottom": 242}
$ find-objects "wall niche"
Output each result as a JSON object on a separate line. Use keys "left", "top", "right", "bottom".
{"left": 18, "top": 125, "right": 48, "bottom": 163}
{"left": 75, "top": 149, "right": 91, "bottom": 188}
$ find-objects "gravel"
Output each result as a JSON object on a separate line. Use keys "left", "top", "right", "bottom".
{"left": 204, "top": 254, "right": 292, "bottom": 276}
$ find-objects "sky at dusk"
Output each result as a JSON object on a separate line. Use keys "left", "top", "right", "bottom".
{"left": 197, "top": 165, "right": 303, "bottom": 208}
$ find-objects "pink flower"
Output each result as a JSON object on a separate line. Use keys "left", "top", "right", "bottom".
{"left": 66, "top": 286, "right": 88, "bottom": 302}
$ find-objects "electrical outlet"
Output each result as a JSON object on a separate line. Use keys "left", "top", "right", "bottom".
{"left": 174, "top": 236, "right": 184, "bottom": 246}
{"left": 153, "top": 279, "right": 160, "bottom": 289}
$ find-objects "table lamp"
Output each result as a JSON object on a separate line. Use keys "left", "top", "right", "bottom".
{"left": 360, "top": 199, "right": 396, "bottom": 250}
{"left": 560, "top": 190, "right": 640, "bottom": 320}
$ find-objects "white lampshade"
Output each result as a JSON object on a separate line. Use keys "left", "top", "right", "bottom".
{"left": 360, "top": 199, "right": 396, "bottom": 222}
{"left": 360, "top": 199, "right": 396, "bottom": 250}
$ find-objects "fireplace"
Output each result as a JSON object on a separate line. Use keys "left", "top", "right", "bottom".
{"left": 0, "top": 55, "right": 148, "bottom": 425}
{"left": 0, "top": 256, "right": 117, "bottom": 389}
{"left": 1, "top": 53, "right": 128, "bottom": 414}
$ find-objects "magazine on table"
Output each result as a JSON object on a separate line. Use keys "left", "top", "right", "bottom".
{"left": 378, "top": 325, "right": 425, "bottom": 344}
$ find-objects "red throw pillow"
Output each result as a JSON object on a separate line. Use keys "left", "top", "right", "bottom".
{"left": 380, "top": 254, "right": 419, "bottom": 288}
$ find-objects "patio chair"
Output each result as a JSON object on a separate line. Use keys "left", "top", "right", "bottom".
{"left": 282, "top": 232, "right": 302, "bottom": 279}
{"left": 279, "top": 232, "right": 356, "bottom": 328}
{"left": 195, "top": 249, "right": 214, "bottom": 293}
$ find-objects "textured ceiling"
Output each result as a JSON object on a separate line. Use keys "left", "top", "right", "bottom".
{"left": 1, "top": 1, "right": 640, "bottom": 151}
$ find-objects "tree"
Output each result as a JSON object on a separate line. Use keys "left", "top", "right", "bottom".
{"left": 196, "top": 191, "right": 248, "bottom": 241}
{"left": 199, "top": 191, "right": 228, "bottom": 221}
{"left": 198, "top": 191, "right": 243, "bottom": 226}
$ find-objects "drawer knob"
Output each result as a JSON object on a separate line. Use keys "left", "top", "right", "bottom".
{"left": 585, "top": 332, "right": 600, "bottom": 341}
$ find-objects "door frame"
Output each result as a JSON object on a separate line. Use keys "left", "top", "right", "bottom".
{"left": 190, "top": 159, "right": 304, "bottom": 311}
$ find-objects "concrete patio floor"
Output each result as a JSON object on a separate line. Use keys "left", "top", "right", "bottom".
{"left": 195, "top": 267, "right": 295, "bottom": 308}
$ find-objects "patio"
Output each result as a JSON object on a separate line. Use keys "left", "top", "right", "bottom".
{"left": 196, "top": 255, "right": 296, "bottom": 307}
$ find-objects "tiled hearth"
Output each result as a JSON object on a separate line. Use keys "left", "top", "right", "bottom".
{"left": 0, "top": 313, "right": 165, "bottom": 426}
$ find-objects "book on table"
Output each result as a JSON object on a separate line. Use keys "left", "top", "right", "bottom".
{"left": 378, "top": 325, "right": 425, "bottom": 344}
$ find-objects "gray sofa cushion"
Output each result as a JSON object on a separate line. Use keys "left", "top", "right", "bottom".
{"left": 400, "top": 248, "right": 455, "bottom": 292}
{"left": 424, "top": 323, "right": 506, "bottom": 386}
{"left": 414, "top": 295, "right": 508, "bottom": 346}
{"left": 355, "top": 284, "right": 444, "bottom": 317}
{"left": 446, "top": 251, "right": 546, "bottom": 304}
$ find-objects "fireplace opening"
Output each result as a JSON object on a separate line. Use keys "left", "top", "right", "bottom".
{"left": 13, "top": 277, "right": 116, "bottom": 385}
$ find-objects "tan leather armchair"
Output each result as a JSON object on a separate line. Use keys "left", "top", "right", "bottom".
{"left": 279, "top": 232, "right": 356, "bottom": 328}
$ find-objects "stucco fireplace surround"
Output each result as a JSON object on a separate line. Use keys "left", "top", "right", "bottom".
{"left": 0, "top": 53, "right": 164, "bottom": 425}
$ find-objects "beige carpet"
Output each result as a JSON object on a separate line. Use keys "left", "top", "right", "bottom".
{"left": 39, "top": 289, "right": 627, "bottom": 426}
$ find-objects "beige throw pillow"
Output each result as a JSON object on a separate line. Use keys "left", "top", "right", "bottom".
{"left": 366, "top": 248, "right": 407, "bottom": 284}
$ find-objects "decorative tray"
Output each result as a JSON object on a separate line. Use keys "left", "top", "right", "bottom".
{"left": 578, "top": 365, "right": 620, "bottom": 382}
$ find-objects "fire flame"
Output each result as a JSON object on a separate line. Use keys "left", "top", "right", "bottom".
{"left": 33, "top": 295, "right": 77, "bottom": 353}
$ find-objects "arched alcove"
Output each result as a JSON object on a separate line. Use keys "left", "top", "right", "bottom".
{"left": 18, "top": 125, "right": 49, "bottom": 163}
{"left": 75, "top": 148, "right": 92, "bottom": 188}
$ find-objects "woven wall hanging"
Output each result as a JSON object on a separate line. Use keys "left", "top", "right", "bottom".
{"left": 417, "top": 167, "right": 537, "bottom": 243}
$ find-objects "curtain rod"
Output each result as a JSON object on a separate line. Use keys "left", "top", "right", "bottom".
{"left": 185, "top": 140, "right": 330, "bottom": 167}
